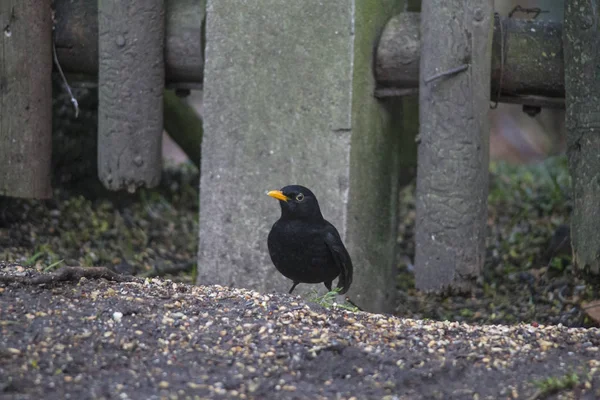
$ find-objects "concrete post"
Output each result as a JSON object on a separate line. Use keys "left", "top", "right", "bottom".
{"left": 198, "top": 0, "right": 405, "bottom": 313}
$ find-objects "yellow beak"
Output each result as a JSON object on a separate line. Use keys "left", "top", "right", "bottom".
{"left": 267, "top": 190, "right": 290, "bottom": 202}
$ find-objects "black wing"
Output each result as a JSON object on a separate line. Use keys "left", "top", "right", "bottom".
{"left": 324, "top": 227, "right": 353, "bottom": 294}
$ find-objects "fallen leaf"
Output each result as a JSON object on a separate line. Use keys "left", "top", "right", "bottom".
{"left": 582, "top": 300, "right": 600, "bottom": 324}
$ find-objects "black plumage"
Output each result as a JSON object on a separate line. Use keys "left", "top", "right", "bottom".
{"left": 266, "top": 185, "right": 353, "bottom": 294}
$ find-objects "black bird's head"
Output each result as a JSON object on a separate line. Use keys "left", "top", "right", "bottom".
{"left": 267, "top": 185, "right": 323, "bottom": 221}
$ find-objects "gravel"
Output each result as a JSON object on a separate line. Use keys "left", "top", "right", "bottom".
{"left": 1, "top": 263, "right": 600, "bottom": 400}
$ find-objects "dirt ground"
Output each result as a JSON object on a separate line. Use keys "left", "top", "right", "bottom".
{"left": 1, "top": 263, "right": 600, "bottom": 400}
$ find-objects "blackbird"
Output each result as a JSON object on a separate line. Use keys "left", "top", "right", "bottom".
{"left": 266, "top": 185, "right": 353, "bottom": 295}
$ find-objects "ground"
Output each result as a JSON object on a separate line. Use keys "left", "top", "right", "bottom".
{"left": 2, "top": 155, "right": 596, "bottom": 328}
{"left": 1, "top": 263, "right": 599, "bottom": 400}
{"left": 2, "top": 118, "right": 600, "bottom": 398}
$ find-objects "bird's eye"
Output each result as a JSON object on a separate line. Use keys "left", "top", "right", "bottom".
{"left": 295, "top": 193, "right": 305, "bottom": 202}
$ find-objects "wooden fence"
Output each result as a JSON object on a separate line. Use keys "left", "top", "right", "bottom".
{"left": 1, "top": 0, "right": 596, "bottom": 312}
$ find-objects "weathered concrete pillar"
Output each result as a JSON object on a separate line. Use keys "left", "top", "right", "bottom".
{"left": 198, "top": 0, "right": 405, "bottom": 313}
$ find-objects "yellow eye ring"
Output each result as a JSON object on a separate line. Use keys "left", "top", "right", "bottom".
{"left": 295, "top": 193, "right": 304, "bottom": 202}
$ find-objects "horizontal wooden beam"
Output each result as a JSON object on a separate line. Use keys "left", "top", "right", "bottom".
{"left": 375, "top": 12, "right": 564, "bottom": 107}
{"left": 54, "top": 4, "right": 564, "bottom": 107}
{"left": 53, "top": 0, "right": 204, "bottom": 89}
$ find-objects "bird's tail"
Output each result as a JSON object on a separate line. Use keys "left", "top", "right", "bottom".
{"left": 336, "top": 266, "right": 352, "bottom": 295}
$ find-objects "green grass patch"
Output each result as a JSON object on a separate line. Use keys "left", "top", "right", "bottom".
{"left": 308, "top": 287, "right": 360, "bottom": 312}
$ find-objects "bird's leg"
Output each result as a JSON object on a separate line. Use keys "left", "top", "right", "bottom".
{"left": 288, "top": 281, "right": 299, "bottom": 294}
{"left": 324, "top": 281, "right": 332, "bottom": 292}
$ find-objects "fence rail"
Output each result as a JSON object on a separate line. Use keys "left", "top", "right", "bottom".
{"left": 53, "top": 3, "right": 563, "bottom": 104}
{"left": 375, "top": 12, "right": 564, "bottom": 108}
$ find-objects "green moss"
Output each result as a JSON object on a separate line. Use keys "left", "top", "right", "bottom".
{"left": 308, "top": 287, "right": 360, "bottom": 313}
{"left": 533, "top": 372, "right": 580, "bottom": 397}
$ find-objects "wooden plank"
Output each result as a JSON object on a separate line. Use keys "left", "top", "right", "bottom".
{"left": 414, "top": 0, "right": 493, "bottom": 292}
{"left": 0, "top": 0, "right": 52, "bottom": 199}
{"left": 375, "top": 12, "right": 564, "bottom": 101}
{"left": 563, "top": 1, "right": 600, "bottom": 277}
{"left": 97, "top": 0, "right": 165, "bottom": 191}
